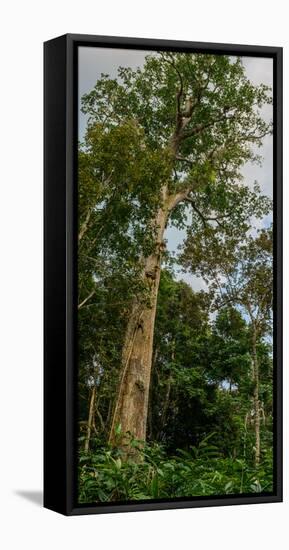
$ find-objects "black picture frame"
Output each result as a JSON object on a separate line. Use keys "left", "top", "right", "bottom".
{"left": 44, "top": 34, "right": 283, "bottom": 516}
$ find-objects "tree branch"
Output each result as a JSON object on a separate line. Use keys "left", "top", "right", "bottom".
{"left": 184, "top": 197, "right": 208, "bottom": 227}
{"left": 184, "top": 196, "right": 228, "bottom": 228}
{"left": 160, "top": 53, "right": 184, "bottom": 130}
{"left": 183, "top": 112, "right": 236, "bottom": 140}
{"left": 78, "top": 208, "right": 93, "bottom": 242}
{"left": 78, "top": 290, "right": 95, "bottom": 310}
{"left": 175, "top": 155, "right": 194, "bottom": 165}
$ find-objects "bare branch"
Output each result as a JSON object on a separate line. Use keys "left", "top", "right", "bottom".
{"left": 78, "top": 290, "right": 95, "bottom": 310}
{"left": 184, "top": 197, "right": 208, "bottom": 227}
{"left": 78, "top": 208, "right": 93, "bottom": 242}
{"left": 184, "top": 196, "right": 228, "bottom": 228}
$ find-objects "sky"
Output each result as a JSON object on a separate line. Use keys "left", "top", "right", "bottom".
{"left": 78, "top": 47, "right": 273, "bottom": 292}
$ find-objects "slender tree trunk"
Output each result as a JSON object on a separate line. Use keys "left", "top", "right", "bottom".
{"left": 109, "top": 197, "right": 169, "bottom": 448}
{"left": 106, "top": 398, "right": 112, "bottom": 428}
{"left": 252, "top": 323, "right": 260, "bottom": 467}
{"left": 158, "top": 339, "right": 175, "bottom": 439}
{"left": 84, "top": 385, "right": 96, "bottom": 453}
{"left": 147, "top": 346, "right": 159, "bottom": 440}
{"left": 158, "top": 378, "right": 172, "bottom": 441}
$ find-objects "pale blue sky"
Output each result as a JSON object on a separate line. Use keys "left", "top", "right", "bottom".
{"left": 78, "top": 47, "right": 273, "bottom": 292}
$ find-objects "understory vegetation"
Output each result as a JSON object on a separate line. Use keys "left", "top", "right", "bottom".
{"left": 78, "top": 435, "right": 273, "bottom": 503}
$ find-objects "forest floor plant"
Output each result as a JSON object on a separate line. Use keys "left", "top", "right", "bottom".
{"left": 78, "top": 433, "right": 273, "bottom": 503}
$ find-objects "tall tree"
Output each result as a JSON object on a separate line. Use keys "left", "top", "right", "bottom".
{"left": 233, "top": 229, "right": 273, "bottom": 466}
{"left": 80, "top": 52, "right": 272, "bottom": 447}
{"left": 182, "top": 226, "right": 273, "bottom": 464}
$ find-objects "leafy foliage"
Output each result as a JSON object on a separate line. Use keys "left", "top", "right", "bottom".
{"left": 78, "top": 435, "right": 273, "bottom": 503}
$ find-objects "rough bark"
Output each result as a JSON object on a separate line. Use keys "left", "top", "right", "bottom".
{"left": 109, "top": 195, "right": 170, "bottom": 448}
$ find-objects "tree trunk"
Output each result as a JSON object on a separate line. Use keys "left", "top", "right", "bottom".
{"left": 147, "top": 346, "right": 159, "bottom": 440}
{"left": 109, "top": 200, "right": 169, "bottom": 448}
{"left": 252, "top": 323, "right": 260, "bottom": 467}
{"left": 84, "top": 385, "right": 96, "bottom": 453}
{"left": 158, "top": 339, "right": 175, "bottom": 440}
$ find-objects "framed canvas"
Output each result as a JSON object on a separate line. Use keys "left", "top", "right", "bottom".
{"left": 44, "top": 34, "right": 283, "bottom": 515}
